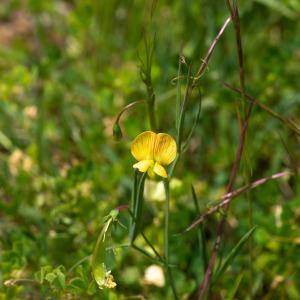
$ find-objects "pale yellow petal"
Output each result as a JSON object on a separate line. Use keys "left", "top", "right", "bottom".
{"left": 133, "top": 160, "right": 153, "bottom": 173}
{"left": 153, "top": 163, "right": 168, "bottom": 178}
{"left": 131, "top": 131, "right": 156, "bottom": 161}
{"left": 153, "top": 133, "right": 177, "bottom": 166}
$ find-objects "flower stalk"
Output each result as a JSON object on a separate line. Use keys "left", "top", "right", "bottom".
{"left": 164, "top": 179, "right": 179, "bottom": 300}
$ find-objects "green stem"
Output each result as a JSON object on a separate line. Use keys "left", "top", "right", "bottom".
{"left": 176, "top": 56, "right": 183, "bottom": 131}
{"left": 191, "top": 185, "right": 208, "bottom": 272}
{"left": 176, "top": 65, "right": 192, "bottom": 151}
{"left": 132, "top": 244, "right": 162, "bottom": 264}
{"left": 168, "top": 155, "right": 179, "bottom": 178}
{"left": 67, "top": 256, "right": 90, "bottom": 275}
{"left": 140, "top": 231, "right": 164, "bottom": 262}
{"left": 147, "top": 87, "right": 157, "bottom": 131}
{"left": 128, "top": 209, "right": 164, "bottom": 263}
{"left": 141, "top": 34, "right": 157, "bottom": 131}
{"left": 115, "top": 100, "right": 146, "bottom": 124}
{"left": 164, "top": 179, "right": 179, "bottom": 300}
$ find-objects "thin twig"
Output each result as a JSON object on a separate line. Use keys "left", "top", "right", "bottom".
{"left": 193, "top": 17, "right": 231, "bottom": 83}
{"left": 223, "top": 83, "right": 300, "bottom": 136}
{"left": 226, "top": 1, "right": 246, "bottom": 99}
{"left": 170, "top": 16, "right": 231, "bottom": 179}
{"left": 185, "top": 171, "right": 291, "bottom": 232}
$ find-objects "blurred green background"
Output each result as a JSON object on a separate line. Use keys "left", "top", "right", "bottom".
{"left": 0, "top": 0, "right": 299, "bottom": 299}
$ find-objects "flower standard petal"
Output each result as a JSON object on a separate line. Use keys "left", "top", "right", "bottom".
{"left": 133, "top": 160, "right": 153, "bottom": 173}
{"left": 153, "top": 133, "right": 177, "bottom": 166}
{"left": 153, "top": 163, "right": 168, "bottom": 178}
{"left": 131, "top": 131, "right": 156, "bottom": 161}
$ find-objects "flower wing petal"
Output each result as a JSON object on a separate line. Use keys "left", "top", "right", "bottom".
{"left": 153, "top": 133, "right": 177, "bottom": 166}
{"left": 131, "top": 131, "right": 156, "bottom": 161}
{"left": 153, "top": 163, "right": 168, "bottom": 178}
{"left": 133, "top": 160, "right": 153, "bottom": 173}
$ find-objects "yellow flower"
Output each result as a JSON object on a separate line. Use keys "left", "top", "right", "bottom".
{"left": 131, "top": 131, "right": 177, "bottom": 178}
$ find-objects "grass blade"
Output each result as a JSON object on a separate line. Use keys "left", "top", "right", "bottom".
{"left": 213, "top": 226, "right": 257, "bottom": 283}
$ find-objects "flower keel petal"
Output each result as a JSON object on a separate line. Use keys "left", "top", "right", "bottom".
{"left": 153, "top": 163, "right": 168, "bottom": 178}
{"left": 133, "top": 160, "right": 153, "bottom": 173}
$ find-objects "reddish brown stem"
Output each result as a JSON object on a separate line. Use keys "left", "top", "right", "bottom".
{"left": 223, "top": 83, "right": 300, "bottom": 136}
{"left": 193, "top": 17, "right": 231, "bottom": 83}
{"left": 197, "top": 102, "right": 253, "bottom": 299}
{"left": 197, "top": 1, "right": 250, "bottom": 299}
{"left": 185, "top": 171, "right": 291, "bottom": 232}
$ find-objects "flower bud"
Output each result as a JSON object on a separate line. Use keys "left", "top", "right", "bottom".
{"left": 112, "top": 122, "right": 123, "bottom": 141}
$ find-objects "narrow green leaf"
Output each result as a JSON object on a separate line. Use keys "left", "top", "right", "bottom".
{"left": 129, "top": 170, "right": 138, "bottom": 238}
{"left": 213, "top": 226, "right": 257, "bottom": 283}
{"left": 227, "top": 273, "right": 243, "bottom": 300}
{"left": 129, "top": 172, "right": 147, "bottom": 243}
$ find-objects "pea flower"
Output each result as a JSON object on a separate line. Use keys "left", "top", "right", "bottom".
{"left": 131, "top": 131, "right": 177, "bottom": 178}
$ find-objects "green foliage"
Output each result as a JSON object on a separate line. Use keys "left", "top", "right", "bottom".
{"left": 36, "top": 265, "right": 66, "bottom": 290}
